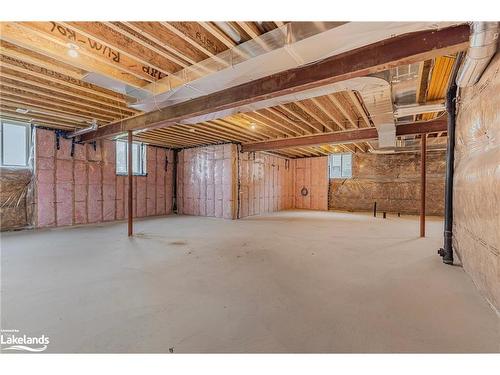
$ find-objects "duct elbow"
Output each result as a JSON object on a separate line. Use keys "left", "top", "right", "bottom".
{"left": 66, "top": 120, "right": 99, "bottom": 139}
{"left": 456, "top": 22, "right": 499, "bottom": 88}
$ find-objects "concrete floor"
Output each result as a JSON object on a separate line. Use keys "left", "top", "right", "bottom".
{"left": 1, "top": 210, "right": 498, "bottom": 353}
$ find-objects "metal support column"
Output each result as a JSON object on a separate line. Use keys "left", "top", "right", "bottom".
{"left": 128, "top": 131, "right": 133, "bottom": 237}
{"left": 420, "top": 134, "right": 426, "bottom": 237}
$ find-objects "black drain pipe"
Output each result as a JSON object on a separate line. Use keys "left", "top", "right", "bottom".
{"left": 438, "top": 82, "right": 458, "bottom": 265}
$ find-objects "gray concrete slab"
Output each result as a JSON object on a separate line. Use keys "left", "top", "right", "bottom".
{"left": 1, "top": 210, "right": 498, "bottom": 353}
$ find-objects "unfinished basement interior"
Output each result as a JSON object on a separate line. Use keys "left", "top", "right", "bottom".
{"left": 0, "top": 20, "right": 499, "bottom": 354}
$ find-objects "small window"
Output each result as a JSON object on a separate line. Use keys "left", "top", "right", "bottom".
{"left": 0, "top": 120, "right": 30, "bottom": 168}
{"left": 115, "top": 140, "right": 147, "bottom": 176}
{"left": 329, "top": 152, "right": 352, "bottom": 179}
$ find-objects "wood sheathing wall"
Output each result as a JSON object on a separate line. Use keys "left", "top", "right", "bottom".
{"left": 34, "top": 128, "right": 174, "bottom": 228}
{"left": 329, "top": 151, "right": 446, "bottom": 215}
{"left": 453, "top": 53, "right": 500, "bottom": 312}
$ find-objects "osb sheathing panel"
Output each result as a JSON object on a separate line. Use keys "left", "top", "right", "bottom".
{"left": 0, "top": 167, "right": 33, "bottom": 230}
{"left": 329, "top": 151, "right": 446, "bottom": 215}
{"left": 177, "top": 144, "right": 237, "bottom": 219}
{"left": 238, "top": 152, "right": 294, "bottom": 218}
{"left": 33, "top": 128, "right": 174, "bottom": 228}
{"left": 294, "top": 156, "right": 329, "bottom": 210}
{"left": 454, "top": 53, "right": 500, "bottom": 312}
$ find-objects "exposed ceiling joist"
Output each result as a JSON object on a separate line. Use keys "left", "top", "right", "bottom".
{"left": 0, "top": 22, "right": 150, "bottom": 88}
{"left": 240, "top": 119, "right": 448, "bottom": 152}
{"left": 80, "top": 25, "right": 469, "bottom": 142}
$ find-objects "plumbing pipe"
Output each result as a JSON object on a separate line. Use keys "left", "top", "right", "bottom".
{"left": 438, "top": 83, "right": 457, "bottom": 264}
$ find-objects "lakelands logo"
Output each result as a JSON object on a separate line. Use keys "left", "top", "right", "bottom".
{"left": 0, "top": 329, "right": 50, "bottom": 352}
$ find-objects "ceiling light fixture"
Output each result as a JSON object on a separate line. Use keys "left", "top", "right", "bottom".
{"left": 15, "top": 108, "right": 30, "bottom": 114}
{"left": 189, "top": 128, "right": 196, "bottom": 133}
{"left": 67, "top": 43, "right": 79, "bottom": 58}
{"left": 250, "top": 122, "right": 257, "bottom": 130}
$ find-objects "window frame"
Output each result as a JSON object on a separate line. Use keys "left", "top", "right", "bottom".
{"left": 328, "top": 152, "right": 352, "bottom": 179}
{"left": 0, "top": 119, "right": 31, "bottom": 169}
{"left": 115, "top": 139, "right": 147, "bottom": 176}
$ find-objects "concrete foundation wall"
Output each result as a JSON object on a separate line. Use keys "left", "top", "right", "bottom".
{"left": 329, "top": 151, "right": 446, "bottom": 215}
{"left": 0, "top": 168, "right": 33, "bottom": 230}
{"left": 34, "top": 128, "right": 174, "bottom": 228}
{"left": 453, "top": 53, "right": 500, "bottom": 312}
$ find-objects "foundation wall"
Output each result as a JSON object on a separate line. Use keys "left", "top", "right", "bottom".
{"left": 453, "top": 53, "right": 500, "bottom": 311}
{"left": 34, "top": 128, "right": 174, "bottom": 228}
{"left": 238, "top": 152, "right": 294, "bottom": 218}
{"left": 329, "top": 151, "right": 446, "bottom": 215}
{"left": 177, "top": 144, "right": 237, "bottom": 219}
{"left": 0, "top": 168, "right": 33, "bottom": 230}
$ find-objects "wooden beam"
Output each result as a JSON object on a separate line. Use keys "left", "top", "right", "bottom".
{"left": 240, "top": 119, "right": 447, "bottom": 152}
{"left": 0, "top": 80, "right": 136, "bottom": 117}
{"left": 328, "top": 94, "right": 358, "bottom": 129}
{"left": 0, "top": 52, "right": 130, "bottom": 104}
{"left": 0, "top": 89, "right": 120, "bottom": 121}
{"left": 63, "top": 22, "right": 181, "bottom": 77}
{"left": 160, "top": 22, "right": 226, "bottom": 57}
{"left": 347, "top": 91, "right": 372, "bottom": 127}
{"left": 416, "top": 60, "right": 433, "bottom": 104}
{"left": 278, "top": 104, "right": 321, "bottom": 133}
{"left": 199, "top": 22, "right": 237, "bottom": 49}
{"left": 81, "top": 25, "right": 469, "bottom": 142}
{"left": 1, "top": 22, "right": 150, "bottom": 88}
{"left": 115, "top": 22, "right": 196, "bottom": 66}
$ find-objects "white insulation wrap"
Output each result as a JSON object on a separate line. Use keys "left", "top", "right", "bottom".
{"left": 182, "top": 77, "right": 395, "bottom": 149}
{"left": 453, "top": 53, "right": 500, "bottom": 312}
{"left": 131, "top": 22, "right": 461, "bottom": 114}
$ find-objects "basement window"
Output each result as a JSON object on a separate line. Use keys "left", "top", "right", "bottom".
{"left": 329, "top": 153, "right": 352, "bottom": 179}
{"left": 0, "top": 119, "right": 31, "bottom": 168}
{"left": 115, "top": 140, "right": 147, "bottom": 176}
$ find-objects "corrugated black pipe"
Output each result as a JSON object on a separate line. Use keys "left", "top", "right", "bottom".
{"left": 438, "top": 83, "right": 457, "bottom": 264}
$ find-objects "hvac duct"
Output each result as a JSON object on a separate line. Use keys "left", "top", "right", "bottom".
{"left": 176, "top": 76, "right": 396, "bottom": 149}
{"left": 456, "top": 22, "right": 499, "bottom": 87}
{"left": 66, "top": 120, "right": 98, "bottom": 138}
{"left": 129, "top": 22, "right": 462, "bottom": 113}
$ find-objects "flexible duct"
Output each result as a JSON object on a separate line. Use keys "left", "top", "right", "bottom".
{"left": 456, "top": 22, "right": 499, "bottom": 87}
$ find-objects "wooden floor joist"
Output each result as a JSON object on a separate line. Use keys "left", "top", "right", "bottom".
{"left": 240, "top": 119, "right": 448, "bottom": 152}
{"left": 80, "top": 25, "right": 469, "bottom": 142}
